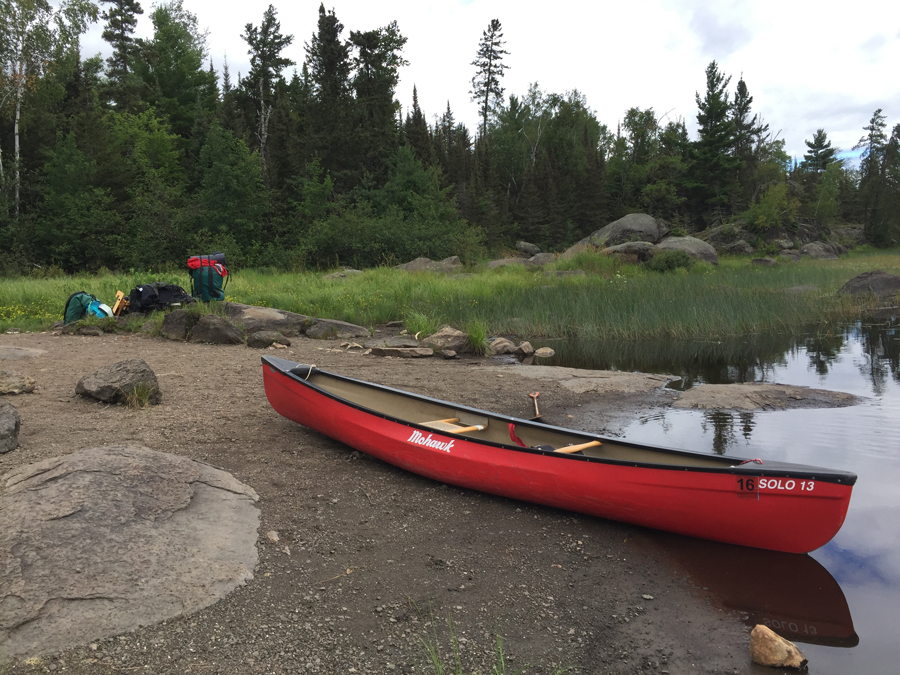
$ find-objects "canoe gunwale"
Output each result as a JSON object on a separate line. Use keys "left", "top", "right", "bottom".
{"left": 262, "top": 356, "right": 857, "bottom": 487}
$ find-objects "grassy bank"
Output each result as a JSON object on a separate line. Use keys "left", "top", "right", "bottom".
{"left": 1, "top": 251, "right": 897, "bottom": 339}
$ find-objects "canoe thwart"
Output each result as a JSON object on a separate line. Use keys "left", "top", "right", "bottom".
{"left": 421, "top": 418, "right": 486, "bottom": 434}
{"left": 556, "top": 440, "right": 602, "bottom": 454}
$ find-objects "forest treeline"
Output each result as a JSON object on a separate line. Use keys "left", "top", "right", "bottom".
{"left": 1, "top": 0, "right": 899, "bottom": 274}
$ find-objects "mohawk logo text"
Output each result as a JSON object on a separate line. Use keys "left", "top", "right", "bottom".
{"left": 407, "top": 429, "right": 455, "bottom": 453}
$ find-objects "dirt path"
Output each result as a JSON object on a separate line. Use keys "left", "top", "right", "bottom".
{"left": 0, "top": 331, "right": 771, "bottom": 674}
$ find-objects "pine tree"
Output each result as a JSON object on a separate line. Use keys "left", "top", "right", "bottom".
{"left": 730, "top": 76, "right": 768, "bottom": 210}
{"left": 404, "top": 86, "right": 431, "bottom": 164}
{"left": 854, "top": 109, "right": 891, "bottom": 245}
{"left": 689, "top": 61, "right": 741, "bottom": 224}
{"left": 470, "top": 19, "right": 509, "bottom": 140}
{"left": 801, "top": 129, "right": 837, "bottom": 173}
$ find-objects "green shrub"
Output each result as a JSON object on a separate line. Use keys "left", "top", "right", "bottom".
{"left": 646, "top": 249, "right": 694, "bottom": 272}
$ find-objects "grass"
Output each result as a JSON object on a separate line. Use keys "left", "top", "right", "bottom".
{"left": 123, "top": 382, "right": 155, "bottom": 409}
{"left": 1, "top": 249, "right": 898, "bottom": 341}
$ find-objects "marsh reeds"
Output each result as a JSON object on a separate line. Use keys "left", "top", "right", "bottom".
{"left": 1, "top": 250, "right": 898, "bottom": 340}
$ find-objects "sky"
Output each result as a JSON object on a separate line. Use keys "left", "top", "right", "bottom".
{"left": 78, "top": 0, "right": 900, "bottom": 160}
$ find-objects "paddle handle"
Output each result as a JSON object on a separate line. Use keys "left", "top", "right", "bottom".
{"left": 556, "top": 440, "right": 602, "bottom": 454}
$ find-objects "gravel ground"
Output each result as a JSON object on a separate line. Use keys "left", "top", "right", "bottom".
{"left": 0, "top": 329, "right": 773, "bottom": 675}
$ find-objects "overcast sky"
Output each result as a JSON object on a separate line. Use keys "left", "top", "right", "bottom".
{"left": 79, "top": 0, "right": 900, "bottom": 160}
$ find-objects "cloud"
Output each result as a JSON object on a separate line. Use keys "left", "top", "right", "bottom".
{"left": 689, "top": 6, "right": 753, "bottom": 58}
{"left": 860, "top": 33, "right": 889, "bottom": 61}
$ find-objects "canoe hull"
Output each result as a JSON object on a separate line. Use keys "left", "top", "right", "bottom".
{"left": 262, "top": 359, "right": 854, "bottom": 553}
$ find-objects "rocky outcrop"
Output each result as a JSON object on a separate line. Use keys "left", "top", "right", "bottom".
{"left": 486, "top": 257, "right": 534, "bottom": 270}
{"left": 305, "top": 318, "right": 369, "bottom": 339}
{"left": 0, "top": 370, "right": 35, "bottom": 395}
{"left": 0, "top": 445, "right": 259, "bottom": 659}
{"left": 395, "top": 256, "right": 463, "bottom": 273}
{"left": 246, "top": 331, "right": 291, "bottom": 348}
{"left": 750, "top": 624, "right": 807, "bottom": 669}
{"left": 656, "top": 236, "right": 719, "bottom": 265}
{"left": 370, "top": 347, "right": 434, "bottom": 358}
{"left": 0, "top": 400, "right": 20, "bottom": 453}
{"left": 75, "top": 359, "right": 162, "bottom": 405}
{"left": 838, "top": 271, "right": 900, "bottom": 298}
{"left": 190, "top": 315, "right": 245, "bottom": 345}
{"left": 573, "top": 213, "right": 670, "bottom": 249}
{"left": 752, "top": 257, "right": 778, "bottom": 266}
{"left": 719, "top": 239, "right": 755, "bottom": 255}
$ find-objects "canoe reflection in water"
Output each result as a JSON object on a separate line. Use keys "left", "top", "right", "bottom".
{"left": 637, "top": 532, "right": 858, "bottom": 648}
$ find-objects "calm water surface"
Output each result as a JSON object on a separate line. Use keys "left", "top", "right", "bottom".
{"left": 541, "top": 321, "right": 900, "bottom": 673}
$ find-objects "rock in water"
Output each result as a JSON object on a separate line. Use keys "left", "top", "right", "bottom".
{"left": 75, "top": 359, "right": 162, "bottom": 405}
{"left": 0, "top": 400, "right": 21, "bottom": 453}
{"left": 750, "top": 624, "right": 808, "bottom": 669}
{"left": 0, "top": 445, "right": 259, "bottom": 660}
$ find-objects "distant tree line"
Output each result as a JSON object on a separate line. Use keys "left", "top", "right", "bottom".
{"left": 1, "top": 0, "right": 899, "bottom": 274}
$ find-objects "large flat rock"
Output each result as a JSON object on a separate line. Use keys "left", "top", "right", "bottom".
{"left": 0, "top": 445, "right": 259, "bottom": 660}
{"left": 484, "top": 365, "right": 672, "bottom": 394}
{"left": 674, "top": 383, "right": 861, "bottom": 410}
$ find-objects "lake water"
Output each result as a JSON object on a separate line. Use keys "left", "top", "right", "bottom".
{"left": 537, "top": 320, "right": 900, "bottom": 673}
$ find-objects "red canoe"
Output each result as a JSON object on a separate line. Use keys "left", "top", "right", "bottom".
{"left": 262, "top": 357, "right": 856, "bottom": 553}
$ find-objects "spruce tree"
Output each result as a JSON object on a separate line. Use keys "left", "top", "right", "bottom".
{"left": 241, "top": 4, "right": 295, "bottom": 179}
{"left": 470, "top": 19, "right": 509, "bottom": 140}
{"left": 404, "top": 86, "right": 432, "bottom": 164}
{"left": 99, "top": 0, "right": 143, "bottom": 105}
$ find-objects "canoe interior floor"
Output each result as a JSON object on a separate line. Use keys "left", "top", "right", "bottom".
{"left": 309, "top": 373, "right": 723, "bottom": 468}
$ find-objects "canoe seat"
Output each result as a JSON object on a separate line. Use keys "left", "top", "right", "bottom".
{"left": 420, "top": 418, "right": 486, "bottom": 434}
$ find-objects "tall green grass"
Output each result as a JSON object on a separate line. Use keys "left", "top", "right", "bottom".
{"left": 1, "top": 250, "right": 898, "bottom": 339}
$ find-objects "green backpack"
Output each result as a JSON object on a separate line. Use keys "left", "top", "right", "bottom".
{"left": 63, "top": 291, "right": 98, "bottom": 324}
{"left": 187, "top": 253, "right": 229, "bottom": 302}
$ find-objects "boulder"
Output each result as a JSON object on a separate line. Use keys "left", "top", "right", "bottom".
{"left": 838, "top": 271, "right": 900, "bottom": 298}
{"left": 0, "top": 445, "right": 259, "bottom": 660}
{"left": 0, "top": 400, "right": 21, "bottom": 453}
{"left": 573, "top": 213, "right": 670, "bottom": 249}
{"left": 305, "top": 318, "right": 369, "bottom": 340}
{"left": 159, "top": 309, "right": 196, "bottom": 341}
{"left": 800, "top": 241, "right": 840, "bottom": 260}
{"left": 246, "top": 331, "right": 291, "bottom": 349}
{"left": 750, "top": 624, "right": 807, "bottom": 669}
{"left": 528, "top": 252, "right": 557, "bottom": 266}
{"left": 751, "top": 257, "right": 778, "bottom": 266}
{"left": 0, "top": 370, "right": 35, "bottom": 395}
{"left": 224, "top": 303, "right": 311, "bottom": 337}
{"left": 534, "top": 347, "right": 556, "bottom": 358}
{"left": 656, "top": 236, "right": 719, "bottom": 265}
{"left": 190, "top": 314, "right": 245, "bottom": 345}
{"left": 322, "top": 268, "right": 363, "bottom": 280}
{"left": 421, "top": 326, "right": 469, "bottom": 353}
{"left": 487, "top": 257, "right": 534, "bottom": 270}
{"left": 515, "top": 341, "right": 535, "bottom": 357}
{"left": 489, "top": 337, "right": 517, "bottom": 355}
{"left": 516, "top": 241, "right": 541, "bottom": 256}
{"left": 75, "top": 359, "right": 162, "bottom": 405}
{"left": 370, "top": 347, "right": 434, "bottom": 358}
{"left": 696, "top": 223, "right": 752, "bottom": 248}
{"left": 440, "top": 349, "right": 459, "bottom": 359}
{"left": 603, "top": 241, "right": 658, "bottom": 262}
{"left": 364, "top": 336, "right": 420, "bottom": 348}
{"left": 780, "top": 251, "right": 801, "bottom": 262}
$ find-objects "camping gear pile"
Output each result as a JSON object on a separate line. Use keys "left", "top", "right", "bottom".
{"left": 61, "top": 252, "right": 229, "bottom": 324}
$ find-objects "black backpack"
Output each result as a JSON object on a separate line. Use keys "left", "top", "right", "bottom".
{"left": 126, "top": 283, "right": 195, "bottom": 314}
